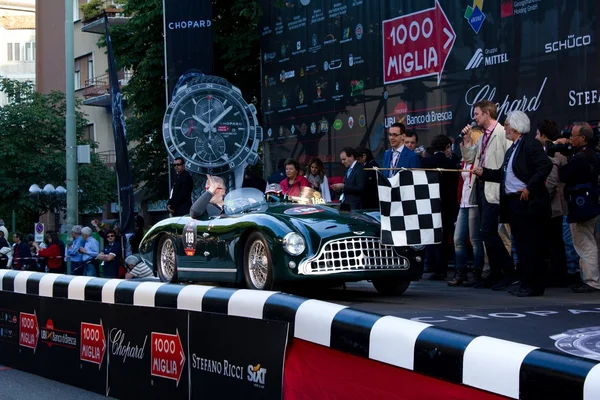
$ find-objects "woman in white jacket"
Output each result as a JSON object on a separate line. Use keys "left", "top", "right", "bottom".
{"left": 306, "top": 158, "right": 332, "bottom": 203}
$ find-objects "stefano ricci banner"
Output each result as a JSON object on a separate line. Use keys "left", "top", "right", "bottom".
{"left": 163, "top": 0, "right": 213, "bottom": 102}
{"left": 258, "top": 0, "right": 600, "bottom": 177}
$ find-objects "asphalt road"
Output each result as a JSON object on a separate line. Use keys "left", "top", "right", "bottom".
{"left": 1, "top": 276, "right": 598, "bottom": 399}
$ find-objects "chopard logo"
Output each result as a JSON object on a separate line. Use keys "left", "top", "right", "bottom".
{"left": 110, "top": 328, "right": 147, "bottom": 362}
{"left": 464, "top": 77, "right": 547, "bottom": 121}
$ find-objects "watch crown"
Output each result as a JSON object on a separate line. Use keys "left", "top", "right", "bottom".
{"left": 247, "top": 152, "right": 259, "bottom": 166}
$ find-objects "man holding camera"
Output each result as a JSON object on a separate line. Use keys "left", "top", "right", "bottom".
{"left": 559, "top": 122, "right": 600, "bottom": 293}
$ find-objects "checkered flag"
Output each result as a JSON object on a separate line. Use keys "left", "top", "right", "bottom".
{"left": 376, "top": 170, "right": 442, "bottom": 246}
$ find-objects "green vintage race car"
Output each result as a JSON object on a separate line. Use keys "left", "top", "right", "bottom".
{"left": 139, "top": 188, "right": 424, "bottom": 295}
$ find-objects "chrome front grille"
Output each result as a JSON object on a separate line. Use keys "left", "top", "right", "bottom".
{"left": 298, "top": 236, "right": 409, "bottom": 275}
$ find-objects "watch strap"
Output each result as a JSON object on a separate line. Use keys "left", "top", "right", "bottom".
{"left": 172, "top": 73, "right": 232, "bottom": 98}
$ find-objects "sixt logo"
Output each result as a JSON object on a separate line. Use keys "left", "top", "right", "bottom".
{"left": 464, "top": 0, "right": 485, "bottom": 34}
{"left": 247, "top": 363, "right": 267, "bottom": 388}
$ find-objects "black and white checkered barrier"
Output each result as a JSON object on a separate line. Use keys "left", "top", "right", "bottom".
{"left": 1, "top": 270, "right": 598, "bottom": 399}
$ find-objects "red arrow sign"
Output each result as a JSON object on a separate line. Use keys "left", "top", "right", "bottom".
{"left": 151, "top": 330, "right": 185, "bottom": 386}
{"left": 383, "top": 0, "right": 456, "bottom": 85}
{"left": 19, "top": 311, "right": 39, "bottom": 352}
{"left": 80, "top": 321, "right": 106, "bottom": 368}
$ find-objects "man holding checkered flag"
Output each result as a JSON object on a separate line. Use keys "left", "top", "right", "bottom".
{"left": 376, "top": 134, "right": 459, "bottom": 281}
{"left": 377, "top": 169, "right": 443, "bottom": 246}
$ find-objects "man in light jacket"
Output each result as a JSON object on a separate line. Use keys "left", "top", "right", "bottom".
{"left": 461, "top": 100, "right": 516, "bottom": 289}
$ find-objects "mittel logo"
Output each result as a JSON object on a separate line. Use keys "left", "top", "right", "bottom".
{"left": 465, "top": 48, "right": 509, "bottom": 70}
{"left": 464, "top": 0, "right": 485, "bottom": 34}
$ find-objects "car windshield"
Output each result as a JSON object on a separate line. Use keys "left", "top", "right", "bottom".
{"left": 223, "top": 188, "right": 268, "bottom": 215}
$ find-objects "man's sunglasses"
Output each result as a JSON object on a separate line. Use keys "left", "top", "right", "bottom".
{"left": 173, "top": 163, "right": 184, "bottom": 166}
{"left": 106, "top": 234, "right": 115, "bottom": 238}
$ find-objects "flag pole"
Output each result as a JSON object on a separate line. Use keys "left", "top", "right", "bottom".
{"left": 365, "top": 167, "right": 473, "bottom": 173}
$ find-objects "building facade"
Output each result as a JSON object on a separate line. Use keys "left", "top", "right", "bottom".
{"left": 0, "top": 0, "right": 35, "bottom": 106}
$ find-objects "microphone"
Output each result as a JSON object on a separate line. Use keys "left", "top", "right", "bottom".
{"left": 458, "top": 121, "right": 477, "bottom": 139}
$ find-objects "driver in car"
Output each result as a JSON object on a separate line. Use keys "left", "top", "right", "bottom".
{"left": 190, "top": 175, "right": 226, "bottom": 218}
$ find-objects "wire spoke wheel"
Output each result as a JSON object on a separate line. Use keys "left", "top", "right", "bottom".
{"left": 248, "top": 240, "right": 269, "bottom": 289}
{"left": 159, "top": 238, "right": 176, "bottom": 282}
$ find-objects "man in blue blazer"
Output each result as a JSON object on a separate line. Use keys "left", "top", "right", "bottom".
{"left": 382, "top": 123, "right": 421, "bottom": 178}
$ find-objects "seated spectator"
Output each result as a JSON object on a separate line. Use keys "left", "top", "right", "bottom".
{"left": 124, "top": 255, "right": 154, "bottom": 280}
{"left": 33, "top": 232, "right": 64, "bottom": 273}
{"left": 280, "top": 158, "right": 310, "bottom": 198}
{"left": 306, "top": 158, "right": 332, "bottom": 202}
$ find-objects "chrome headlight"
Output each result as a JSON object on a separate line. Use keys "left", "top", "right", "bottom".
{"left": 283, "top": 232, "right": 305, "bottom": 255}
{"left": 411, "top": 245, "right": 425, "bottom": 251}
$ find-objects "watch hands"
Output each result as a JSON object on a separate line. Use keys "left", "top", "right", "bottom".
{"left": 204, "top": 106, "right": 233, "bottom": 133}
{"left": 187, "top": 122, "right": 195, "bottom": 136}
{"left": 207, "top": 142, "right": 218, "bottom": 158}
{"left": 192, "top": 115, "right": 209, "bottom": 128}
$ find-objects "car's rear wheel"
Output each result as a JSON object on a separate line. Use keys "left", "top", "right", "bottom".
{"left": 243, "top": 232, "right": 274, "bottom": 290}
{"left": 157, "top": 236, "right": 178, "bottom": 283}
{"left": 372, "top": 278, "right": 411, "bottom": 296}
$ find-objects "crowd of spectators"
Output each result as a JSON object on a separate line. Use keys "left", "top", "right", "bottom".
{"left": 0, "top": 215, "right": 152, "bottom": 281}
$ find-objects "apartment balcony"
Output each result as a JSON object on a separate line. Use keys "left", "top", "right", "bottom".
{"left": 81, "top": 1, "right": 129, "bottom": 34}
{"left": 97, "top": 150, "right": 116, "bottom": 167}
{"left": 82, "top": 71, "right": 131, "bottom": 107}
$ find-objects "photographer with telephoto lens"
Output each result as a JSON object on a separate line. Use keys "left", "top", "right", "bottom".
{"left": 559, "top": 122, "right": 600, "bottom": 293}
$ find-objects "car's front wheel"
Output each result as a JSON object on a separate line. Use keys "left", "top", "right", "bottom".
{"left": 372, "top": 278, "right": 411, "bottom": 296}
{"left": 243, "top": 232, "right": 274, "bottom": 290}
{"left": 157, "top": 236, "right": 178, "bottom": 283}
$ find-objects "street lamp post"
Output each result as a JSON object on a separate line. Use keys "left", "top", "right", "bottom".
{"left": 65, "top": 0, "right": 78, "bottom": 272}
{"left": 29, "top": 183, "right": 68, "bottom": 272}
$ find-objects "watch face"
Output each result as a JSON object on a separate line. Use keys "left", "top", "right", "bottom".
{"left": 163, "top": 82, "right": 257, "bottom": 175}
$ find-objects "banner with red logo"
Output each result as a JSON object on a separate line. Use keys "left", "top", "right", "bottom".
{"left": 259, "top": 0, "right": 600, "bottom": 177}
{"left": 0, "top": 291, "right": 287, "bottom": 400}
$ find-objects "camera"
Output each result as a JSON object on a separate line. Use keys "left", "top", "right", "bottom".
{"left": 547, "top": 142, "right": 572, "bottom": 157}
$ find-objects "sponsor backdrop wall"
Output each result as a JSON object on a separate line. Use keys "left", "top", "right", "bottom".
{"left": 259, "top": 0, "right": 599, "bottom": 176}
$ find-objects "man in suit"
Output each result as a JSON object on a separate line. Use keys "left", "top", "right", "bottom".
{"left": 355, "top": 146, "right": 379, "bottom": 209}
{"left": 331, "top": 147, "right": 365, "bottom": 210}
{"left": 462, "top": 100, "right": 516, "bottom": 289}
{"left": 167, "top": 157, "right": 194, "bottom": 216}
{"left": 382, "top": 123, "right": 421, "bottom": 178}
{"left": 420, "top": 135, "right": 460, "bottom": 280}
{"left": 474, "top": 111, "right": 552, "bottom": 296}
